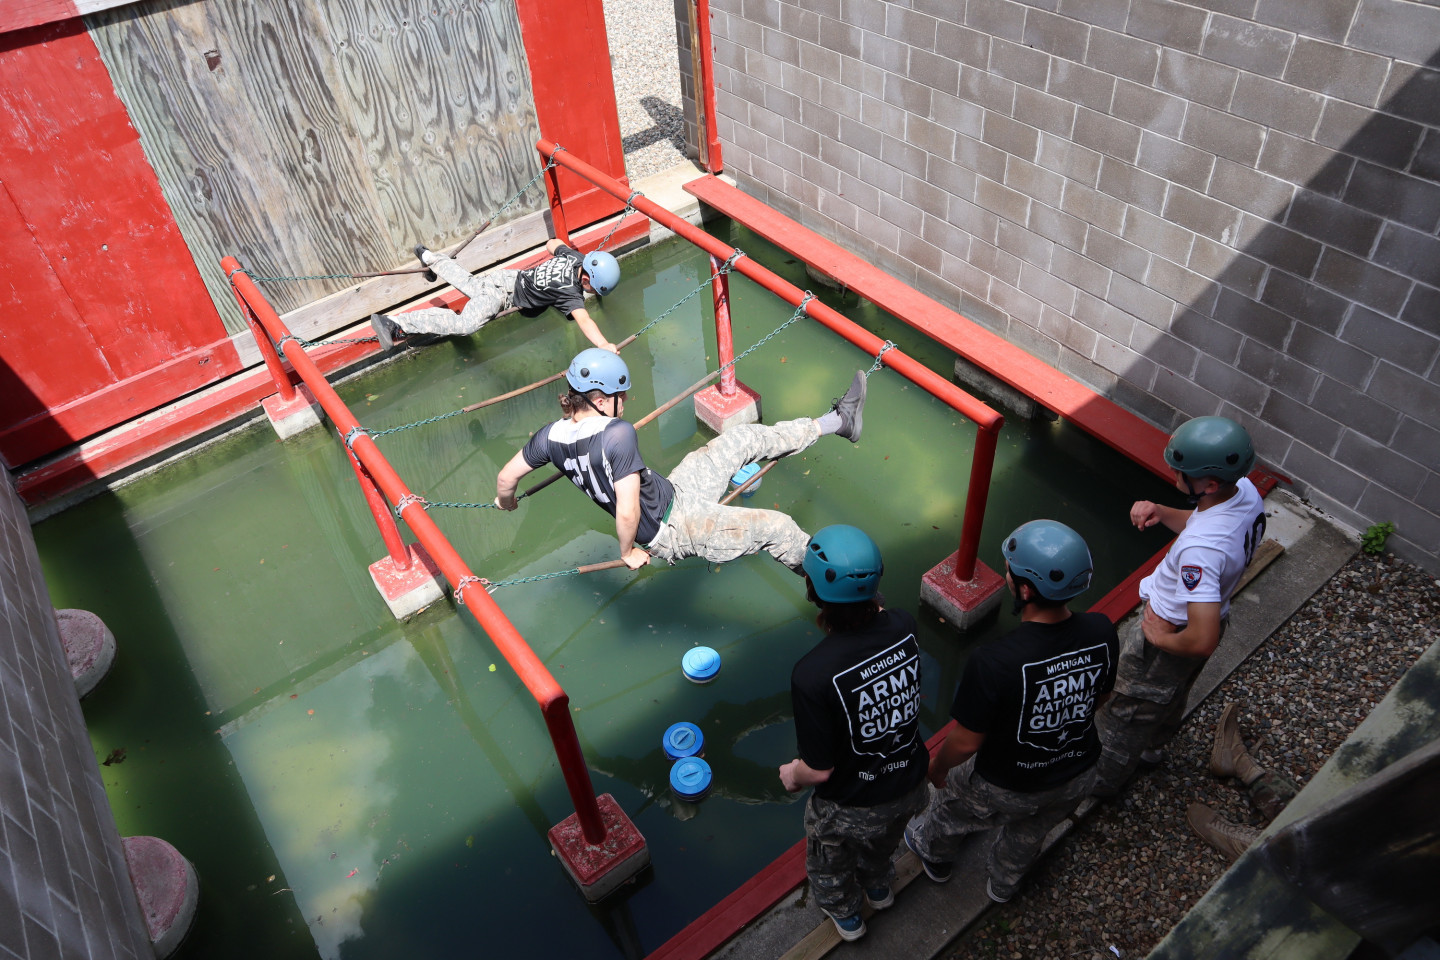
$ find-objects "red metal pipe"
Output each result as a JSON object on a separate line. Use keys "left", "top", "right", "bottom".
{"left": 344, "top": 447, "right": 412, "bottom": 570}
{"left": 711, "top": 255, "right": 736, "bottom": 396}
{"left": 540, "top": 144, "right": 572, "bottom": 248}
{"left": 535, "top": 139, "right": 1003, "bottom": 583}
{"left": 233, "top": 288, "right": 297, "bottom": 403}
{"left": 693, "top": 0, "right": 723, "bottom": 173}
{"left": 223, "top": 257, "right": 608, "bottom": 845}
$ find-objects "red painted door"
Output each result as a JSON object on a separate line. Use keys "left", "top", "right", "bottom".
{"left": 0, "top": 19, "right": 239, "bottom": 469}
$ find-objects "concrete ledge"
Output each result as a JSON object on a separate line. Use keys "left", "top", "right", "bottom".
{"left": 55, "top": 608, "right": 116, "bottom": 698}
{"left": 122, "top": 836, "right": 199, "bottom": 959}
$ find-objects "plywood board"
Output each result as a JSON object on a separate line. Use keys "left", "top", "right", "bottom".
{"left": 86, "top": 0, "right": 545, "bottom": 334}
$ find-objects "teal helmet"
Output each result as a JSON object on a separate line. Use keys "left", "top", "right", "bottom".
{"left": 1002, "top": 520, "right": 1093, "bottom": 602}
{"left": 1164, "top": 416, "right": 1255, "bottom": 484}
{"left": 566, "top": 348, "right": 629, "bottom": 394}
{"left": 803, "top": 525, "right": 883, "bottom": 603}
{"left": 583, "top": 251, "right": 620, "bottom": 296}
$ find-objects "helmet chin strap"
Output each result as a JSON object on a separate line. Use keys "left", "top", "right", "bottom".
{"left": 1181, "top": 474, "right": 1204, "bottom": 506}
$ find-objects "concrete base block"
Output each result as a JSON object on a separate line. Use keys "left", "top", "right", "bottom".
{"left": 369, "top": 542, "right": 445, "bottom": 619}
{"left": 695, "top": 381, "right": 762, "bottom": 434}
{"left": 549, "top": 793, "right": 651, "bottom": 902}
{"left": 920, "top": 555, "right": 1005, "bottom": 630}
{"left": 55, "top": 608, "right": 116, "bottom": 699}
{"left": 953, "top": 357, "right": 1055, "bottom": 421}
{"left": 262, "top": 384, "right": 325, "bottom": 440}
{"left": 122, "top": 836, "right": 199, "bottom": 959}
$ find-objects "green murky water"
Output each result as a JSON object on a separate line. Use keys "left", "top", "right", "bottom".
{"left": 34, "top": 221, "right": 1174, "bottom": 958}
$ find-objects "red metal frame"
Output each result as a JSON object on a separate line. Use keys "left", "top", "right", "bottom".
{"left": 710, "top": 255, "right": 737, "bottom": 397}
{"left": 693, "top": 0, "right": 723, "bottom": 173}
{"left": 223, "top": 256, "right": 609, "bottom": 845}
{"left": 537, "top": 138, "right": 1004, "bottom": 584}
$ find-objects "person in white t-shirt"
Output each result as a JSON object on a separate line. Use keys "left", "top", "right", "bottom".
{"left": 1092, "top": 416, "right": 1266, "bottom": 797}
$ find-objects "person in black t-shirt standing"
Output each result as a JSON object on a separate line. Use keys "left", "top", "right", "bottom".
{"left": 780, "top": 526, "right": 928, "bottom": 942}
{"left": 369, "top": 239, "right": 621, "bottom": 352}
{"left": 905, "top": 520, "right": 1118, "bottom": 904}
{"left": 495, "top": 350, "right": 868, "bottom": 572}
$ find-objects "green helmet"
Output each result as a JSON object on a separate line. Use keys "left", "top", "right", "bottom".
{"left": 1164, "top": 416, "right": 1255, "bottom": 484}
{"left": 803, "top": 525, "right": 883, "bottom": 603}
{"left": 1002, "top": 520, "right": 1093, "bottom": 602}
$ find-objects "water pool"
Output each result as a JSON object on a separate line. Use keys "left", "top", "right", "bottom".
{"left": 34, "top": 221, "right": 1175, "bottom": 958}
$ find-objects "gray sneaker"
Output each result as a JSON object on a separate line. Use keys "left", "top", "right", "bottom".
{"left": 414, "top": 243, "right": 437, "bottom": 282}
{"left": 370, "top": 313, "right": 403, "bottom": 350}
{"left": 831, "top": 371, "right": 867, "bottom": 443}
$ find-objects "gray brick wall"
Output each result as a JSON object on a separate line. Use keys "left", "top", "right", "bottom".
{"left": 697, "top": 0, "right": 1440, "bottom": 572}
{"left": 0, "top": 474, "right": 153, "bottom": 959}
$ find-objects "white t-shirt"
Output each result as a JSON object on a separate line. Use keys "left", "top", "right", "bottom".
{"left": 1139, "top": 478, "right": 1265, "bottom": 624}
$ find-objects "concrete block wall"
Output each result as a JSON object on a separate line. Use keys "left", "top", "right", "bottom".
{"left": 0, "top": 473, "right": 153, "bottom": 959}
{"left": 697, "top": 0, "right": 1440, "bottom": 572}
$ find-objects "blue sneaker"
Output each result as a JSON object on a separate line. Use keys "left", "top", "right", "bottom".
{"left": 828, "top": 911, "right": 866, "bottom": 941}
{"left": 904, "top": 827, "right": 952, "bottom": 883}
{"left": 864, "top": 884, "right": 894, "bottom": 909}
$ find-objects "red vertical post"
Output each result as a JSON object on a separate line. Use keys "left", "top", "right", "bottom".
{"left": 541, "top": 145, "right": 572, "bottom": 248}
{"left": 953, "top": 425, "right": 999, "bottom": 582}
{"left": 711, "top": 255, "right": 736, "bottom": 397}
{"left": 345, "top": 447, "right": 412, "bottom": 571}
{"left": 540, "top": 698, "right": 606, "bottom": 843}
{"left": 693, "top": 0, "right": 724, "bottom": 173}
{"left": 234, "top": 292, "right": 297, "bottom": 403}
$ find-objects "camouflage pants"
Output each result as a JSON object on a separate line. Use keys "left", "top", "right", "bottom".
{"left": 645, "top": 419, "right": 821, "bottom": 572}
{"left": 804, "top": 782, "right": 928, "bottom": 918}
{"left": 906, "top": 756, "right": 1095, "bottom": 900}
{"left": 1092, "top": 613, "right": 1209, "bottom": 796}
{"left": 395, "top": 254, "right": 518, "bottom": 337}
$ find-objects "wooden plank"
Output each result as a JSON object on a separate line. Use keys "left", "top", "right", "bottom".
{"left": 85, "top": 0, "right": 546, "bottom": 334}
{"left": 778, "top": 854, "right": 925, "bottom": 960}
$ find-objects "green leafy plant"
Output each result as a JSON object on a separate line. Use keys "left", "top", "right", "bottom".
{"left": 1361, "top": 521, "right": 1395, "bottom": 555}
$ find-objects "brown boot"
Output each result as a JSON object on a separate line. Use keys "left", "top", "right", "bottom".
{"left": 1186, "top": 803, "right": 1260, "bottom": 862}
{"left": 1209, "top": 702, "right": 1263, "bottom": 785}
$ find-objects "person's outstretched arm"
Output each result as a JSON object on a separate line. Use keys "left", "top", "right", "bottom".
{"left": 614, "top": 473, "right": 650, "bottom": 568}
{"left": 569, "top": 307, "right": 618, "bottom": 352}
{"left": 495, "top": 449, "right": 536, "bottom": 510}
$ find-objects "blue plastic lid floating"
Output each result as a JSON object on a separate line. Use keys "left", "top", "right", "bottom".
{"left": 670, "top": 757, "right": 713, "bottom": 801}
{"left": 681, "top": 646, "right": 721, "bottom": 683}
{"left": 729, "top": 463, "right": 762, "bottom": 498}
{"left": 662, "top": 721, "right": 704, "bottom": 761}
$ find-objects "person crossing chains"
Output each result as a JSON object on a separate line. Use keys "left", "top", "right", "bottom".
{"left": 370, "top": 240, "right": 622, "bottom": 353}
{"left": 493, "top": 348, "right": 869, "bottom": 572}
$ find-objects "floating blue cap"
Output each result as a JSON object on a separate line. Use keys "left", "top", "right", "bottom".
{"left": 681, "top": 646, "right": 722, "bottom": 683}
{"left": 663, "top": 722, "right": 705, "bottom": 761}
{"left": 670, "top": 757, "right": 713, "bottom": 801}
{"left": 729, "top": 463, "right": 762, "bottom": 497}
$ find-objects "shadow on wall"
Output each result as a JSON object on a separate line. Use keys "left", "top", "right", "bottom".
{"left": 1109, "top": 58, "right": 1440, "bottom": 571}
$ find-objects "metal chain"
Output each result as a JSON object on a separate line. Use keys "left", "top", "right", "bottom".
{"left": 453, "top": 575, "right": 489, "bottom": 604}
{"left": 483, "top": 567, "right": 586, "bottom": 590}
{"left": 866, "top": 340, "right": 898, "bottom": 377}
{"left": 392, "top": 493, "right": 426, "bottom": 517}
{"left": 244, "top": 159, "right": 559, "bottom": 283}
{"left": 594, "top": 190, "right": 643, "bottom": 252}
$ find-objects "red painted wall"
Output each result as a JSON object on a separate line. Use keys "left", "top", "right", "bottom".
{"left": 0, "top": 18, "right": 235, "bottom": 468}
{"left": 516, "top": 0, "right": 629, "bottom": 226}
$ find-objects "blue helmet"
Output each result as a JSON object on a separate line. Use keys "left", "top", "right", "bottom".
{"left": 566, "top": 348, "right": 629, "bottom": 395}
{"left": 803, "top": 525, "right": 883, "bottom": 603}
{"left": 583, "top": 251, "right": 620, "bottom": 296}
{"left": 1002, "top": 520, "right": 1093, "bottom": 602}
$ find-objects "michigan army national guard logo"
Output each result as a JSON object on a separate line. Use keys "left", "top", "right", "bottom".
{"left": 1017, "top": 644, "right": 1112, "bottom": 752}
{"left": 833, "top": 637, "right": 922, "bottom": 757}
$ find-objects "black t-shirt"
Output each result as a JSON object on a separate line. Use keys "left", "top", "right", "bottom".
{"left": 513, "top": 244, "right": 586, "bottom": 318}
{"left": 791, "top": 609, "right": 929, "bottom": 806}
{"left": 952, "top": 612, "right": 1118, "bottom": 792}
{"left": 521, "top": 416, "right": 674, "bottom": 544}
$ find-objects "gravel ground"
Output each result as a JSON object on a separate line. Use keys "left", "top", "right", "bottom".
{"left": 945, "top": 550, "right": 1439, "bottom": 960}
{"left": 604, "top": 0, "right": 691, "bottom": 180}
